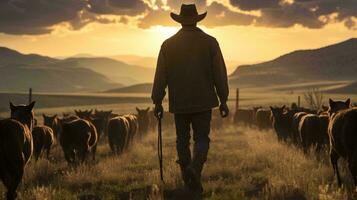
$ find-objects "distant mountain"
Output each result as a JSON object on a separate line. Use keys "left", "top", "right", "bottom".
{"left": 111, "top": 54, "right": 242, "bottom": 73}
{"left": 0, "top": 47, "right": 159, "bottom": 92}
{"left": 105, "top": 83, "right": 153, "bottom": 93}
{"left": 0, "top": 47, "right": 56, "bottom": 66}
{"left": 71, "top": 53, "right": 96, "bottom": 58}
{"left": 0, "top": 64, "right": 120, "bottom": 92}
{"left": 63, "top": 57, "right": 155, "bottom": 84}
{"left": 110, "top": 55, "right": 157, "bottom": 69}
{"left": 0, "top": 47, "right": 121, "bottom": 92}
{"left": 230, "top": 38, "right": 357, "bottom": 89}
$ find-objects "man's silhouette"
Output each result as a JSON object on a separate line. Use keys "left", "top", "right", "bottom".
{"left": 152, "top": 4, "right": 229, "bottom": 194}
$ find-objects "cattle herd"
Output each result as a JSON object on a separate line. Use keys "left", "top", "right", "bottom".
{"left": 0, "top": 104, "right": 161, "bottom": 200}
{"left": 234, "top": 99, "right": 357, "bottom": 188}
{"left": 0, "top": 99, "right": 356, "bottom": 199}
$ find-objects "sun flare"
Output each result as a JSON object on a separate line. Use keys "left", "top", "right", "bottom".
{"left": 148, "top": 25, "right": 180, "bottom": 39}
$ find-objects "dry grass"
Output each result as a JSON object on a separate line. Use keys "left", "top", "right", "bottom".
{"left": 0, "top": 125, "right": 356, "bottom": 199}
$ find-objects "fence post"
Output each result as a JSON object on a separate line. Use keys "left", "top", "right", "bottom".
{"left": 29, "top": 88, "right": 32, "bottom": 104}
{"left": 298, "top": 96, "right": 301, "bottom": 108}
{"left": 236, "top": 88, "right": 239, "bottom": 111}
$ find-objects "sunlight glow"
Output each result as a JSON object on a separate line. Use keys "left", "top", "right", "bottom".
{"left": 147, "top": 26, "right": 180, "bottom": 39}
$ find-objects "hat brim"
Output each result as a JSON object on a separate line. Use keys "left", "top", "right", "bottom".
{"left": 170, "top": 12, "right": 207, "bottom": 24}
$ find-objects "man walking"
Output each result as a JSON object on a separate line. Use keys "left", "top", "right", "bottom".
{"left": 151, "top": 4, "right": 229, "bottom": 194}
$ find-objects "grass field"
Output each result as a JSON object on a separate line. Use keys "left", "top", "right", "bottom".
{"left": 0, "top": 91, "right": 356, "bottom": 199}
{"left": 0, "top": 122, "right": 356, "bottom": 199}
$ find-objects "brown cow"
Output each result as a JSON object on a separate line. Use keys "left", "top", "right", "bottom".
{"left": 123, "top": 114, "right": 138, "bottom": 148}
{"left": 327, "top": 98, "right": 357, "bottom": 186}
{"left": 256, "top": 108, "right": 272, "bottom": 130}
{"left": 136, "top": 107, "right": 150, "bottom": 137}
{"left": 148, "top": 108, "right": 157, "bottom": 132}
{"left": 270, "top": 106, "right": 299, "bottom": 142}
{"left": 298, "top": 114, "right": 329, "bottom": 153}
{"left": 61, "top": 115, "right": 80, "bottom": 123}
{"left": 62, "top": 112, "right": 71, "bottom": 118}
{"left": 93, "top": 109, "right": 113, "bottom": 136}
{"left": 75, "top": 109, "right": 93, "bottom": 120}
{"left": 60, "top": 119, "right": 98, "bottom": 165}
{"left": 108, "top": 116, "right": 130, "bottom": 155}
{"left": 43, "top": 114, "right": 61, "bottom": 139}
{"left": 271, "top": 106, "right": 289, "bottom": 141}
{"left": 90, "top": 117, "right": 106, "bottom": 140}
{"left": 319, "top": 114, "right": 329, "bottom": 140}
{"left": 94, "top": 109, "right": 113, "bottom": 118}
{"left": 32, "top": 125, "right": 54, "bottom": 161}
{"left": 234, "top": 109, "right": 254, "bottom": 127}
{"left": 291, "top": 112, "right": 307, "bottom": 145}
{"left": 0, "top": 102, "right": 35, "bottom": 200}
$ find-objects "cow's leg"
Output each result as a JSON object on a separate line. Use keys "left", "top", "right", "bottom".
{"left": 108, "top": 138, "right": 115, "bottom": 154}
{"left": 46, "top": 147, "right": 51, "bottom": 160}
{"left": 7, "top": 166, "right": 23, "bottom": 200}
{"left": 2, "top": 161, "right": 23, "bottom": 200}
{"left": 348, "top": 160, "right": 357, "bottom": 187}
{"left": 78, "top": 147, "right": 88, "bottom": 164}
{"left": 92, "top": 144, "right": 97, "bottom": 161}
{"left": 330, "top": 150, "right": 342, "bottom": 186}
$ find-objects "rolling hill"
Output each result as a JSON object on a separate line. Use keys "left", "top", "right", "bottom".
{"left": 110, "top": 54, "right": 243, "bottom": 74}
{"left": 105, "top": 83, "right": 153, "bottom": 93}
{"left": 63, "top": 57, "right": 155, "bottom": 84}
{"left": 326, "top": 81, "right": 357, "bottom": 94}
{"left": 0, "top": 64, "right": 120, "bottom": 92}
{"left": 0, "top": 47, "right": 158, "bottom": 92}
{"left": 0, "top": 47, "right": 56, "bottom": 66}
{"left": 0, "top": 47, "right": 121, "bottom": 92}
{"left": 229, "top": 38, "right": 357, "bottom": 90}
{"left": 110, "top": 54, "right": 157, "bottom": 69}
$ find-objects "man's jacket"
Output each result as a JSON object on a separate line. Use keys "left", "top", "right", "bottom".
{"left": 151, "top": 27, "right": 229, "bottom": 114}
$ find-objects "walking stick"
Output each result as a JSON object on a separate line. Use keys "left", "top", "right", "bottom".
{"left": 157, "top": 116, "right": 164, "bottom": 182}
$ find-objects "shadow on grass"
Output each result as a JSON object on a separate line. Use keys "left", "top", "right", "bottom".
{"left": 164, "top": 187, "right": 204, "bottom": 200}
{"left": 78, "top": 184, "right": 161, "bottom": 200}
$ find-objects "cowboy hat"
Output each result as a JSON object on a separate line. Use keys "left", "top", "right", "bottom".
{"left": 170, "top": 4, "right": 207, "bottom": 24}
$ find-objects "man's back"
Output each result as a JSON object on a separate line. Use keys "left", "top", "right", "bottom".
{"left": 152, "top": 26, "right": 228, "bottom": 113}
{"left": 151, "top": 4, "right": 230, "bottom": 195}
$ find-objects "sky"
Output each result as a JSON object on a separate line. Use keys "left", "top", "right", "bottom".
{"left": 1, "top": 0, "right": 357, "bottom": 64}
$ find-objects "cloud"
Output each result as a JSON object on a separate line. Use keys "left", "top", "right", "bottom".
{"left": 0, "top": 0, "right": 148, "bottom": 35}
{"left": 254, "top": 3, "right": 326, "bottom": 29}
{"left": 87, "top": 0, "right": 148, "bottom": 16}
{"left": 138, "top": 9, "right": 176, "bottom": 29}
{"left": 165, "top": 0, "right": 207, "bottom": 12}
{"left": 0, "top": 0, "right": 86, "bottom": 34}
{"left": 139, "top": 0, "right": 357, "bottom": 30}
{"left": 230, "top": 0, "right": 280, "bottom": 11}
{"left": 229, "top": 0, "right": 357, "bottom": 29}
{"left": 139, "top": 1, "right": 255, "bottom": 28}
{"left": 1, "top": 0, "right": 357, "bottom": 35}
{"left": 203, "top": 2, "right": 255, "bottom": 27}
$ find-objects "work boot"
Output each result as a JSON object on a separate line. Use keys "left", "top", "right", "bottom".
{"left": 186, "top": 165, "right": 203, "bottom": 194}
{"left": 176, "top": 160, "right": 191, "bottom": 188}
{"left": 190, "top": 152, "right": 206, "bottom": 194}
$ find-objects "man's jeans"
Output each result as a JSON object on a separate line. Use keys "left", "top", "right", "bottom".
{"left": 174, "top": 110, "right": 212, "bottom": 178}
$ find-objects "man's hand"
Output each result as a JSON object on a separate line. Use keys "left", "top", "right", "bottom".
{"left": 219, "top": 103, "right": 229, "bottom": 118}
{"left": 154, "top": 104, "right": 164, "bottom": 119}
